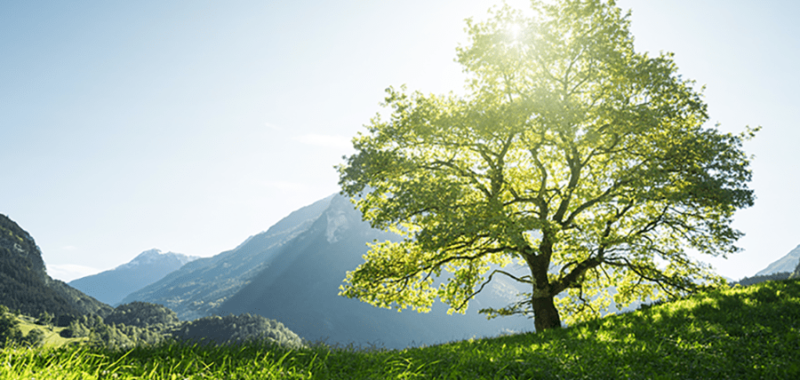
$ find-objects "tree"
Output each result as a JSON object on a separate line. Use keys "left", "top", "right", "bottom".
{"left": 24, "top": 328, "right": 45, "bottom": 347}
{"left": 337, "top": 0, "right": 757, "bottom": 331}
{"left": 36, "top": 311, "right": 53, "bottom": 326}
{"left": 0, "top": 309, "right": 24, "bottom": 348}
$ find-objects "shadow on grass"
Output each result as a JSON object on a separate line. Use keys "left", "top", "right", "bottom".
{"left": 377, "top": 279, "right": 800, "bottom": 379}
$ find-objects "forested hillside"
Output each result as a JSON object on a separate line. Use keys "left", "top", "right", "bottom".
{"left": 0, "top": 214, "right": 111, "bottom": 323}
{"left": 1, "top": 301, "right": 302, "bottom": 351}
{"left": 734, "top": 272, "right": 792, "bottom": 287}
{"left": 167, "top": 313, "right": 302, "bottom": 347}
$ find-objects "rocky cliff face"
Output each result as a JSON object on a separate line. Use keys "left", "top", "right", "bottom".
{"left": 69, "top": 249, "right": 199, "bottom": 306}
{"left": 0, "top": 214, "right": 111, "bottom": 321}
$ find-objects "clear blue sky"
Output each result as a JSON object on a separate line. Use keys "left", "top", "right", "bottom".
{"left": 1, "top": 1, "right": 797, "bottom": 282}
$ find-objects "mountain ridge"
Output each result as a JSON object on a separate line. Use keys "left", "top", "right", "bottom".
{"left": 754, "top": 244, "right": 800, "bottom": 276}
{"left": 218, "top": 194, "right": 533, "bottom": 349}
{"left": 120, "top": 194, "right": 336, "bottom": 320}
{"left": 69, "top": 249, "right": 200, "bottom": 306}
{"left": 116, "top": 249, "right": 198, "bottom": 269}
{"left": 121, "top": 194, "right": 534, "bottom": 348}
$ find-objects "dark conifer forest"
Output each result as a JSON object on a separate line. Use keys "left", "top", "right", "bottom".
{"left": 0, "top": 214, "right": 111, "bottom": 323}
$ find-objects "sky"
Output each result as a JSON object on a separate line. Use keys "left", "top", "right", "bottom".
{"left": 1, "top": 1, "right": 797, "bottom": 283}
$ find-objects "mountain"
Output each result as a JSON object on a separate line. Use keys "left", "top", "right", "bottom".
{"left": 69, "top": 249, "right": 199, "bottom": 306}
{"left": 120, "top": 194, "right": 337, "bottom": 320}
{"left": 125, "top": 194, "right": 532, "bottom": 348}
{"left": 0, "top": 214, "right": 112, "bottom": 323}
{"left": 218, "top": 194, "right": 532, "bottom": 349}
{"left": 754, "top": 244, "right": 800, "bottom": 276}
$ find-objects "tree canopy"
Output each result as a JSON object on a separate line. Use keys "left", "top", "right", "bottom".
{"left": 337, "top": 0, "right": 757, "bottom": 331}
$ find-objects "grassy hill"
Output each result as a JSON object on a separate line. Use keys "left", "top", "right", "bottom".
{"left": 1, "top": 311, "right": 87, "bottom": 348}
{"left": 2, "top": 278, "right": 799, "bottom": 379}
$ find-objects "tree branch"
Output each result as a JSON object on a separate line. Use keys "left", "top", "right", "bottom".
{"left": 454, "top": 268, "right": 533, "bottom": 311}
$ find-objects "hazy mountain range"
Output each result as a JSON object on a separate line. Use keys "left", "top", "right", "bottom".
{"left": 121, "top": 194, "right": 533, "bottom": 348}
{"left": 119, "top": 194, "right": 337, "bottom": 321}
{"left": 68, "top": 249, "right": 199, "bottom": 306}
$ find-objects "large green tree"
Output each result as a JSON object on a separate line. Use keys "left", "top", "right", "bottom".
{"left": 337, "top": 0, "right": 757, "bottom": 331}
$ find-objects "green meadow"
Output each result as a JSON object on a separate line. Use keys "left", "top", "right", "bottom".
{"left": 3, "top": 279, "right": 799, "bottom": 379}
{"left": 4, "top": 313, "right": 88, "bottom": 348}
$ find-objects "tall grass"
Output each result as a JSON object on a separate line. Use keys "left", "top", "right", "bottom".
{"left": 3, "top": 279, "right": 800, "bottom": 379}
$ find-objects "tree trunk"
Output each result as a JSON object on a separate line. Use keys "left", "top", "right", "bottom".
{"left": 532, "top": 294, "right": 562, "bottom": 331}
{"left": 526, "top": 232, "right": 562, "bottom": 331}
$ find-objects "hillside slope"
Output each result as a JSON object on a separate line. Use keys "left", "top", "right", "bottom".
{"left": 219, "top": 194, "right": 533, "bottom": 349}
{"left": 120, "top": 195, "right": 335, "bottom": 320}
{"left": 0, "top": 214, "right": 111, "bottom": 322}
{"left": 755, "top": 244, "right": 800, "bottom": 276}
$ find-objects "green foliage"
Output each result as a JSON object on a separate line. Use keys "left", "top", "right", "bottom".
{"left": 0, "top": 310, "right": 23, "bottom": 348}
{"left": 58, "top": 320, "right": 88, "bottom": 339}
{"left": 3, "top": 279, "right": 800, "bottom": 379}
{"left": 1, "top": 304, "right": 304, "bottom": 352}
{"left": 791, "top": 260, "right": 800, "bottom": 280}
{"left": 0, "top": 307, "right": 90, "bottom": 348}
{"left": 105, "top": 301, "right": 180, "bottom": 330}
{"left": 86, "top": 322, "right": 137, "bottom": 350}
{"left": 337, "top": 0, "right": 756, "bottom": 329}
{"left": 22, "top": 328, "right": 45, "bottom": 347}
{"left": 167, "top": 313, "right": 304, "bottom": 348}
{"left": 35, "top": 311, "right": 53, "bottom": 326}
